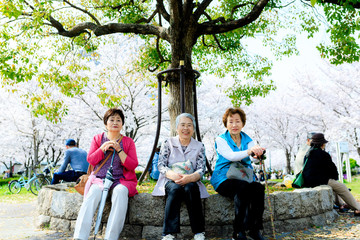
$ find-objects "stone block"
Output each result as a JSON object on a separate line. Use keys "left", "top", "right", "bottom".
{"left": 128, "top": 193, "right": 165, "bottom": 226}
{"left": 315, "top": 185, "right": 334, "bottom": 212}
{"left": 50, "top": 217, "right": 71, "bottom": 231}
{"left": 280, "top": 217, "right": 312, "bottom": 232}
{"left": 38, "top": 184, "right": 339, "bottom": 238}
{"left": 205, "top": 225, "right": 232, "bottom": 238}
{"left": 119, "top": 224, "right": 142, "bottom": 239}
{"left": 263, "top": 193, "right": 275, "bottom": 222}
{"left": 311, "top": 213, "right": 327, "bottom": 227}
{"left": 272, "top": 191, "right": 302, "bottom": 220}
{"left": 294, "top": 188, "right": 321, "bottom": 217}
{"left": 37, "top": 188, "right": 54, "bottom": 216}
{"left": 35, "top": 215, "right": 51, "bottom": 228}
{"left": 204, "top": 194, "right": 234, "bottom": 225}
{"left": 70, "top": 220, "right": 77, "bottom": 233}
{"left": 50, "top": 190, "right": 83, "bottom": 219}
{"left": 142, "top": 225, "right": 162, "bottom": 240}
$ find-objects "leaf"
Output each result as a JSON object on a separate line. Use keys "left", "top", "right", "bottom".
{"left": 310, "top": 0, "right": 317, "bottom": 7}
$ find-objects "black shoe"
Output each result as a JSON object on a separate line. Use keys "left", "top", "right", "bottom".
{"left": 232, "top": 231, "right": 248, "bottom": 240}
{"left": 248, "top": 230, "right": 265, "bottom": 240}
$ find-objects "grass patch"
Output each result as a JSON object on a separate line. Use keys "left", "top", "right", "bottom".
{"left": 344, "top": 175, "right": 360, "bottom": 201}
{"left": 0, "top": 174, "right": 37, "bottom": 203}
{"left": 0, "top": 183, "right": 37, "bottom": 203}
{"left": 136, "top": 178, "right": 294, "bottom": 195}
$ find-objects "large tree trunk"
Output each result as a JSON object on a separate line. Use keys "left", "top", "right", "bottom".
{"left": 285, "top": 148, "right": 292, "bottom": 174}
{"left": 168, "top": 8, "right": 197, "bottom": 135}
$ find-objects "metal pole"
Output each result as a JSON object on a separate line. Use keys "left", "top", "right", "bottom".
{"left": 179, "top": 60, "right": 185, "bottom": 113}
{"left": 192, "top": 72, "right": 212, "bottom": 175}
{"left": 138, "top": 75, "right": 163, "bottom": 183}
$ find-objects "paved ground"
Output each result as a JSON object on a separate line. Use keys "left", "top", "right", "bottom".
{"left": 1, "top": 200, "right": 359, "bottom": 240}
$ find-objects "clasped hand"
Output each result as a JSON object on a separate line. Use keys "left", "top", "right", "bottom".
{"left": 101, "top": 140, "right": 121, "bottom": 153}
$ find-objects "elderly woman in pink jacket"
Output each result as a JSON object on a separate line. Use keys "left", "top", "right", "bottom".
{"left": 73, "top": 108, "right": 138, "bottom": 240}
{"left": 152, "top": 113, "right": 209, "bottom": 240}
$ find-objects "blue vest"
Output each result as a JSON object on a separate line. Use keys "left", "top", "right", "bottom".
{"left": 210, "top": 131, "right": 253, "bottom": 190}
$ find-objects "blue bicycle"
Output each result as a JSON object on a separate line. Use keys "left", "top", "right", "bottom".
{"left": 8, "top": 163, "right": 53, "bottom": 195}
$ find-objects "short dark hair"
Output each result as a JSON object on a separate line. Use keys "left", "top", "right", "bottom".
{"left": 103, "top": 108, "right": 125, "bottom": 125}
{"left": 222, "top": 107, "right": 246, "bottom": 127}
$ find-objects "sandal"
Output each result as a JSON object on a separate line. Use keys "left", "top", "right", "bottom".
{"left": 339, "top": 205, "right": 350, "bottom": 213}
{"left": 355, "top": 210, "right": 360, "bottom": 217}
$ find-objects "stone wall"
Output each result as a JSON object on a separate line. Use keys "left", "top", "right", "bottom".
{"left": 36, "top": 184, "right": 339, "bottom": 239}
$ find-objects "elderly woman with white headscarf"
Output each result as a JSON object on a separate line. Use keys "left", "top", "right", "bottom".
{"left": 152, "top": 113, "right": 209, "bottom": 240}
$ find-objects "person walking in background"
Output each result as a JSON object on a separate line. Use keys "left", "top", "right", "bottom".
{"left": 51, "top": 139, "right": 88, "bottom": 184}
{"left": 152, "top": 113, "right": 209, "bottom": 240}
{"left": 211, "top": 107, "right": 266, "bottom": 240}
{"left": 294, "top": 132, "right": 316, "bottom": 175}
{"left": 302, "top": 133, "right": 360, "bottom": 217}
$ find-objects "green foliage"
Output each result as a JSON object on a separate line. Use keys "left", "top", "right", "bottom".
{"left": 343, "top": 158, "right": 360, "bottom": 174}
{"left": 317, "top": 1, "right": 360, "bottom": 64}
{"left": 0, "top": 0, "right": 359, "bottom": 122}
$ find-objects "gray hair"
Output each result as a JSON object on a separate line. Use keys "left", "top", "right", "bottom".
{"left": 175, "top": 113, "right": 196, "bottom": 129}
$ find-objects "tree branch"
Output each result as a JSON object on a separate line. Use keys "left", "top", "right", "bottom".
{"left": 136, "top": 9, "right": 158, "bottom": 24}
{"left": 63, "top": 0, "right": 101, "bottom": 25}
{"left": 230, "top": 2, "right": 256, "bottom": 19}
{"left": 156, "top": 0, "right": 170, "bottom": 22}
{"left": 49, "top": 21, "right": 169, "bottom": 41}
{"left": 148, "top": 36, "right": 171, "bottom": 72}
{"left": 317, "top": 0, "right": 360, "bottom": 8}
{"left": 197, "top": 0, "right": 270, "bottom": 36}
{"left": 193, "top": 0, "right": 213, "bottom": 21}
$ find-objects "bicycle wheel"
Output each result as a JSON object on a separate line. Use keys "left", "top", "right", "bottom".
{"left": 8, "top": 180, "right": 22, "bottom": 194}
{"left": 29, "top": 177, "right": 50, "bottom": 196}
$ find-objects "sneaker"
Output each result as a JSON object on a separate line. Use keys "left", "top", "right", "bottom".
{"left": 162, "top": 234, "right": 175, "bottom": 240}
{"left": 194, "top": 232, "right": 205, "bottom": 240}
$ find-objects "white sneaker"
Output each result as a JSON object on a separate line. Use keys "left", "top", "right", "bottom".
{"left": 162, "top": 234, "right": 175, "bottom": 240}
{"left": 194, "top": 232, "right": 205, "bottom": 240}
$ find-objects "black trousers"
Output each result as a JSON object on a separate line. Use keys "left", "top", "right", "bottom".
{"left": 163, "top": 181, "right": 205, "bottom": 235}
{"left": 216, "top": 179, "right": 265, "bottom": 233}
{"left": 51, "top": 170, "right": 85, "bottom": 184}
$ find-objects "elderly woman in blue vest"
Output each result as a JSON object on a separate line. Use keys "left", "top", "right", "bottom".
{"left": 211, "top": 108, "right": 266, "bottom": 240}
{"left": 152, "top": 113, "right": 209, "bottom": 240}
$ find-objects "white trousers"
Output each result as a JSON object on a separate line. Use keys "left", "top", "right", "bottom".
{"left": 73, "top": 183, "right": 129, "bottom": 240}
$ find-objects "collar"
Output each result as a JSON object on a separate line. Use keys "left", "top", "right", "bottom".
{"left": 172, "top": 136, "right": 197, "bottom": 153}
{"left": 225, "top": 130, "right": 252, "bottom": 150}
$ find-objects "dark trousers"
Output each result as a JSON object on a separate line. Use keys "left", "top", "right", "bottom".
{"left": 51, "top": 170, "right": 85, "bottom": 184}
{"left": 163, "top": 181, "right": 205, "bottom": 235}
{"left": 217, "top": 179, "right": 265, "bottom": 233}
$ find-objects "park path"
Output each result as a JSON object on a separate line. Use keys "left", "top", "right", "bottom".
{"left": 0, "top": 200, "right": 359, "bottom": 239}
{"left": 0, "top": 200, "right": 72, "bottom": 240}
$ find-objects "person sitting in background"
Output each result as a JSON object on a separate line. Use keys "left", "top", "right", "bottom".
{"left": 294, "top": 132, "right": 316, "bottom": 175}
{"left": 302, "top": 133, "right": 360, "bottom": 217}
{"left": 149, "top": 143, "right": 161, "bottom": 180}
{"left": 51, "top": 139, "right": 88, "bottom": 184}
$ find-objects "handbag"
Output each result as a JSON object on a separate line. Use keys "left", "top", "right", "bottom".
{"left": 74, "top": 136, "right": 123, "bottom": 195}
{"left": 226, "top": 161, "right": 254, "bottom": 183}
{"left": 292, "top": 155, "right": 309, "bottom": 188}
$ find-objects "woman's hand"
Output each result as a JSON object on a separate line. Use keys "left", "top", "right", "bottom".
{"left": 175, "top": 174, "right": 192, "bottom": 186}
{"left": 175, "top": 173, "right": 201, "bottom": 186}
{"left": 100, "top": 141, "right": 122, "bottom": 153}
{"left": 247, "top": 145, "right": 266, "bottom": 159}
{"left": 165, "top": 170, "right": 182, "bottom": 181}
